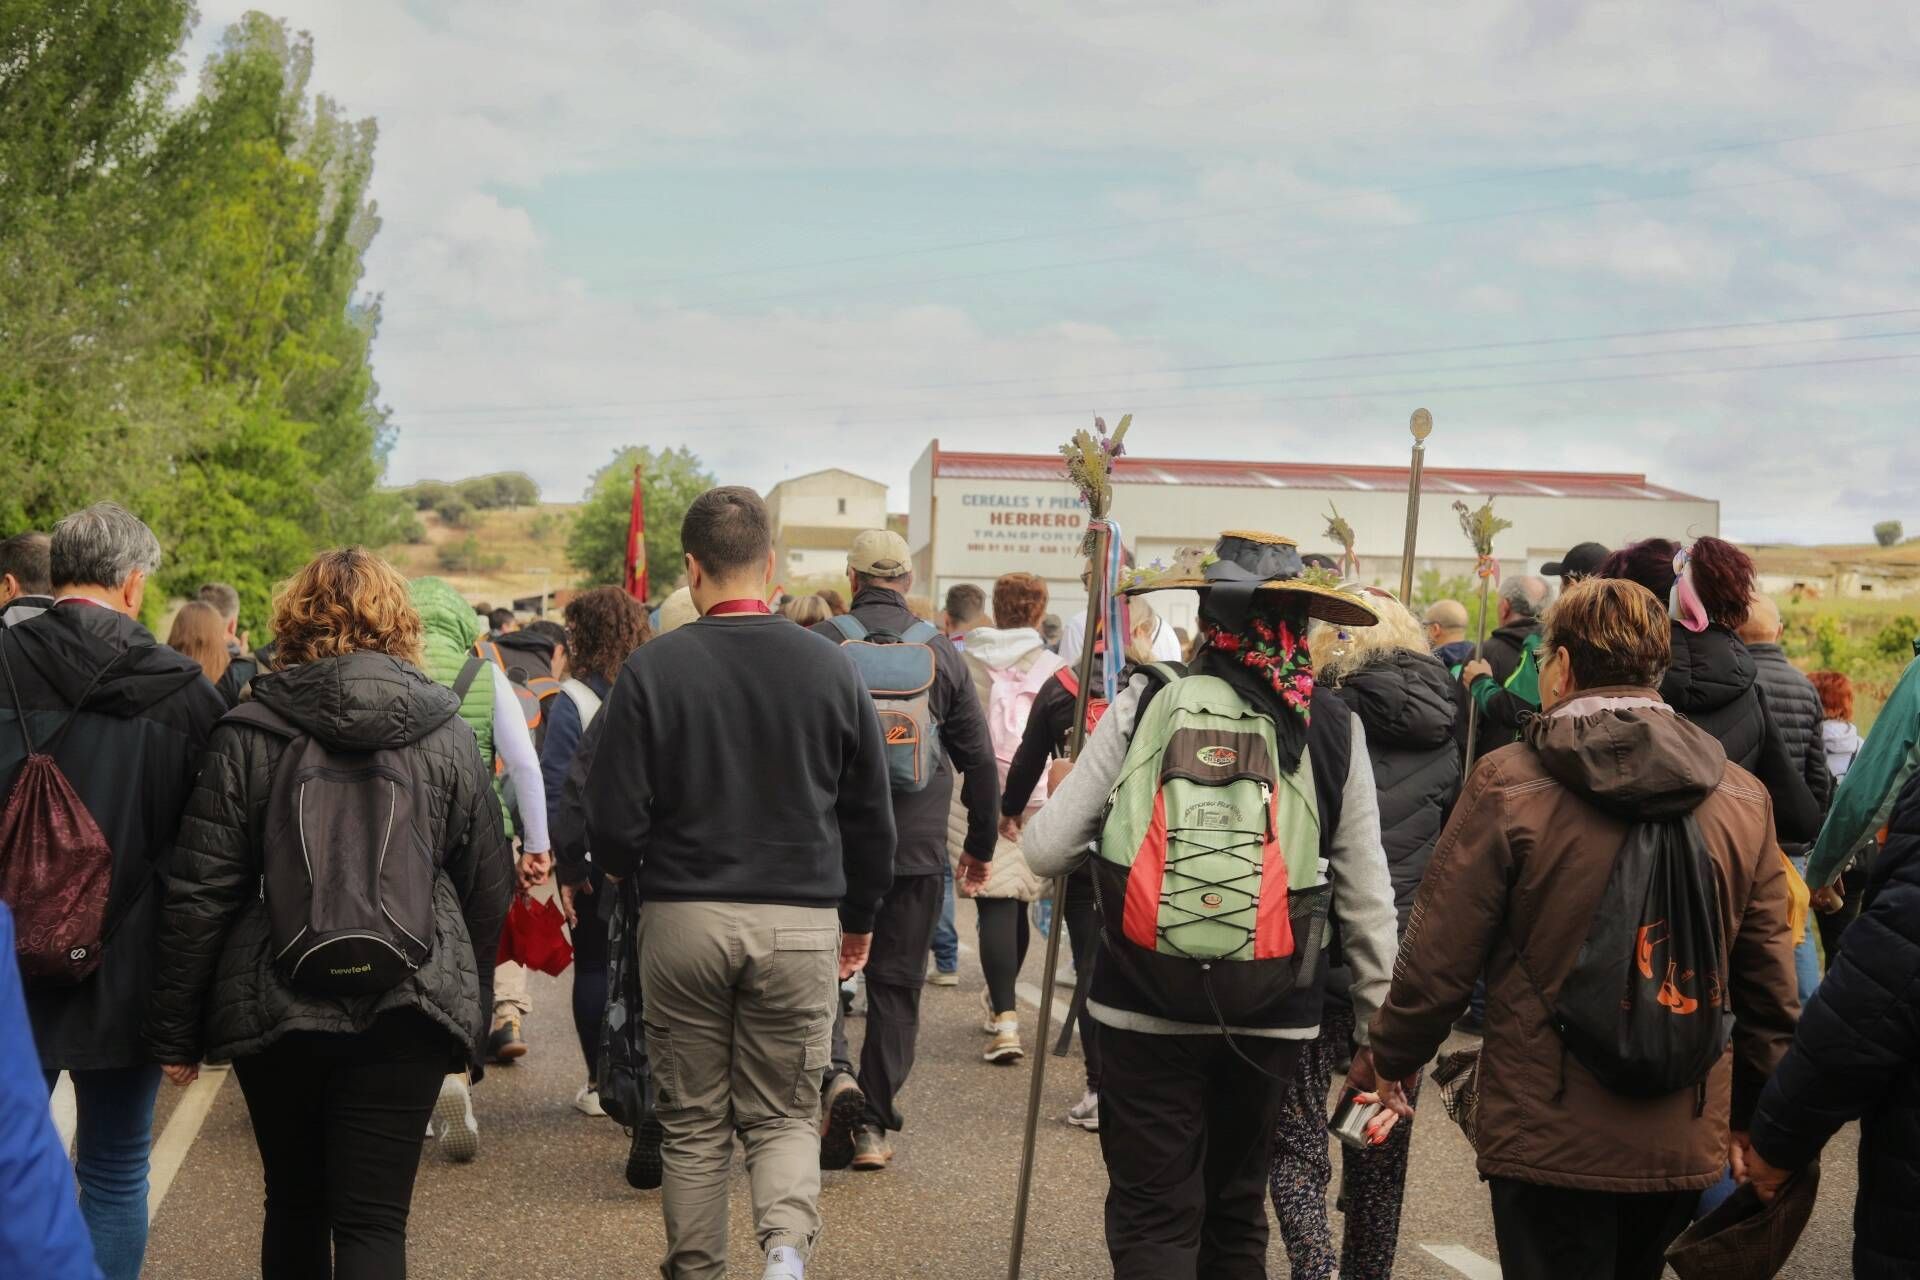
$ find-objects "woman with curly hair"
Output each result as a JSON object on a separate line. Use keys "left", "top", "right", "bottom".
{"left": 539, "top": 586, "right": 650, "bottom": 1118}
{"left": 145, "top": 547, "right": 512, "bottom": 1277}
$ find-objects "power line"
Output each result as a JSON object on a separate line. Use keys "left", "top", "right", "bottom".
{"left": 390, "top": 348, "right": 1920, "bottom": 438}
{"left": 393, "top": 306, "right": 1920, "bottom": 422}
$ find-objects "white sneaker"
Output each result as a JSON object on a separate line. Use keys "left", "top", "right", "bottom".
{"left": 573, "top": 1084, "right": 607, "bottom": 1117}
{"left": 980, "top": 988, "right": 1002, "bottom": 1033}
{"left": 1067, "top": 1089, "right": 1100, "bottom": 1131}
{"left": 984, "top": 1018, "right": 1025, "bottom": 1064}
{"left": 434, "top": 1074, "right": 479, "bottom": 1162}
{"left": 762, "top": 1245, "right": 805, "bottom": 1279}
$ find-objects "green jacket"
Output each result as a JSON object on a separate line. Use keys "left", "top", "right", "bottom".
{"left": 408, "top": 577, "right": 508, "bottom": 837}
{"left": 1806, "top": 655, "right": 1920, "bottom": 888}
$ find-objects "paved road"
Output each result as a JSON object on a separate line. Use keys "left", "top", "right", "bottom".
{"left": 142, "top": 902, "right": 1859, "bottom": 1278}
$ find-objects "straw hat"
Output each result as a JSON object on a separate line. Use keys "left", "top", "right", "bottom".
{"left": 1121, "top": 531, "right": 1380, "bottom": 628}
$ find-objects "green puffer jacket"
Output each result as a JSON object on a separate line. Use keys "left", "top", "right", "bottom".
{"left": 143, "top": 653, "right": 513, "bottom": 1069}
{"left": 410, "top": 576, "right": 511, "bottom": 836}
{"left": 1806, "top": 655, "right": 1920, "bottom": 888}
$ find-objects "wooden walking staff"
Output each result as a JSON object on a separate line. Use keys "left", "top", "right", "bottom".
{"left": 1398, "top": 408, "right": 1433, "bottom": 603}
{"left": 1456, "top": 495, "right": 1514, "bottom": 776}
{"left": 1006, "top": 415, "right": 1129, "bottom": 1280}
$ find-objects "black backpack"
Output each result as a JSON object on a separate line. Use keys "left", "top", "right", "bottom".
{"left": 1543, "top": 815, "right": 1731, "bottom": 1098}
{"left": 226, "top": 703, "right": 439, "bottom": 997}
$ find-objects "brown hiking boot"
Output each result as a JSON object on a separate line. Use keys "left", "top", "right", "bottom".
{"left": 820, "top": 1071, "right": 867, "bottom": 1171}
{"left": 488, "top": 1017, "right": 527, "bottom": 1063}
{"left": 851, "top": 1125, "right": 893, "bottom": 1172}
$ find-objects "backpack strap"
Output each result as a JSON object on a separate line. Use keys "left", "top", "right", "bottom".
{"left": 0, "top": 639, "right": 121, "bottom": 760}
{"left": 221, "top": 700, "right": 301, "bottom": 739}
{"left": 1131, "top": 661, "right": 1187, "bottom": 725}
{"left": 827, "top": 614, "right": 868, "bottom": 643}
{"left": 451, "top": 655, "right": 487, "bottom": 703}
{"left": 902, "top": 620, "right": 939, "bottom": 644}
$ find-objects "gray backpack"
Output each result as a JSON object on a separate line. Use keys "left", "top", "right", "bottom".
{"left": 226, "top": 703, "right": 438, "bottom": 996}
{"left": 826, "top": 615, "right": 942, "bottom": 792}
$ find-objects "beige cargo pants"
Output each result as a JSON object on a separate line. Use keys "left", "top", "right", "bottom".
{"left": 637, "top": 899, "right": 838, "bottom": 1279}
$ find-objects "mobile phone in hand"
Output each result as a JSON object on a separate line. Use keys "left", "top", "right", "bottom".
{"left": 1330, "top": 1086, "right": 1383, "bottom": 1151}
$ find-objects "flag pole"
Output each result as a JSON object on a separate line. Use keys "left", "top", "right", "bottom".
{"left": 1398, "top": 408, "right": 1433, "bottom": 604}
{"left": 1007, "top": 416, "right": 1127, "bottom": 1279}
{"left": 624, "top": 460, "right": 648, "bottom": 602}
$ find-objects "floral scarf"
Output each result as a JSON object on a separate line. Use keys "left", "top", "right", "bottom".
{"left": 1199, "top": 614, "right": 1314, "bottom": 721}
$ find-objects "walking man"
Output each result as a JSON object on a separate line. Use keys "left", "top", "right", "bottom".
{"left": 587, "top": 487, "right": 896, "bottom": 1280}
{"left": 814, "top": 530, "right": 999, "bottom": 1171}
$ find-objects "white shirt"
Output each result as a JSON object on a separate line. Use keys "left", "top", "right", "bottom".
{"left": 1057, "top": 607, "right": 1183, "bottom": 668}
{"left": 489, "top": 664, "right": 549, "bottom": 853}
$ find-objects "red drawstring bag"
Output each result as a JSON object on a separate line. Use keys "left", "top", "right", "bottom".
{"left": 496, "top": 892, "right": 573, "bottom": 976}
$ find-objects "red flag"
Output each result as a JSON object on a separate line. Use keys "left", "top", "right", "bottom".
{"left": 623, "top": 462, "right": 648, "bottom": 602}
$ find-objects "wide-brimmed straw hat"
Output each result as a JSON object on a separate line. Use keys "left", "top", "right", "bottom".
{"left": 1121, "top": 531, "right": 1380, "bottom": 628}
{"left": 1664, "top": 1162, "right": 1820, "bottom": 1280}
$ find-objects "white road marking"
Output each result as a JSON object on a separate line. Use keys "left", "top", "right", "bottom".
{"left": 51, "top": 1071, "right": 76, "bottom": 1154}
{"left": 1420, "top": 1242, "right": 1503, "bottom": 1279}
{"left": 1014, "top": 980, "right": 1073, "bottom": 1025}
{"left": 147, "top": 1066, "right": 228, "bottom": 1224}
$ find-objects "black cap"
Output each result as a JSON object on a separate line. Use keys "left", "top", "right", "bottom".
{"left": 1542, "top": 541, "right": 1611, "bottom": 580}
{"left": 1298, "top": 552, "right": 1340, "bottom": 572}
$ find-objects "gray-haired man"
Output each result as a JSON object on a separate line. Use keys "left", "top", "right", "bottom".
{"left": 196, "top": 582, "right": 259, "bottom": 706}
{"left": 0, "top": 502, "right": 225, "bottom": 1277}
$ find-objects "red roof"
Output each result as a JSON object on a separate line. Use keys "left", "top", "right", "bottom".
{"left": 934, "top": 449, "right": 1705, "bottom": 503}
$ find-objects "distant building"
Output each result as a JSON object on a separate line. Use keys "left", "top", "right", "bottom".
{"left": 767, "top": 467, "right": 890, "bottom": 580}
{"left": 908, "top": 442, "right": 1720, "bottom": 630}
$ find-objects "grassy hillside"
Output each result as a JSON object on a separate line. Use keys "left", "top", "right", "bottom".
{"left": 380, "top": 502, "right": 582, "bottom": 608}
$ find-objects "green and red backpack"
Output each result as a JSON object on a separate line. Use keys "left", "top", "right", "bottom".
{"left": 1092, "top": 666, "right": 1333, "bottom": 1024}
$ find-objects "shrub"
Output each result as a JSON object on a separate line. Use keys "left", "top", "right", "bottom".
{"left": 437, "top": 535, "right": 506, "bottom": 574}
{"left": 1874, "top": 520, "right": 1904, "bottom": 547}
{"left": 434, "top": 493, "right": 475, "bottom": 527}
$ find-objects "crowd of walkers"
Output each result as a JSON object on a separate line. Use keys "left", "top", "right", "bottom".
{"left": 4, "top": 496, "right": 1920, "bottom": 1280}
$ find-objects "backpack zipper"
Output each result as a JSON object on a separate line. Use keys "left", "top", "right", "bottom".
{"left": 288, "top": 931, "right": 416, "bottom": 979}
{"left": 375, "top": 780, "right": 429, "bottom": 956}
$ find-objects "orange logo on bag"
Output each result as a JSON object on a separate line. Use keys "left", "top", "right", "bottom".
{"left": 1200, "top": 893, "right": 1224, "bottom": 909}
{"left": 886, "top": 725, "right": 912, "bottom": 744}
{"left": 1195, "top": 746, "right": 1237, "bottom": 768}
{"left": 1637, "top": 920, "right": 1701, "bottom": 1016}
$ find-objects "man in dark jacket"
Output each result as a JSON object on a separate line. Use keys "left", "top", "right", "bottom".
{"left": 586, "top": 487, "right": 895, "bottom": 1280}
{"left": 196, "top": 583, "right": 258, "bottom": 707}
{"left": 1459, "top": 574, "right": 1550, "bottom": 761}
{"left": 1745, "top": 771, "right": 1920, "bottom": 1279}
{"left": 1423, "top": 598, "right": 1475, "bottom": 669}
{"left": 0, "top": 531, "right": 55, "bottom": 629}
{"left": 0, "top": 503, "right": 225, "bottom": 1280}
{"left": 813, "top": 529, "right": 1000, "bottom": 1173}
{"left": 1366, "top": 579, "right": 1799, "bottom": 1280}
{"left": 1738, "top": 593, "right": 1832, "bottom": 820}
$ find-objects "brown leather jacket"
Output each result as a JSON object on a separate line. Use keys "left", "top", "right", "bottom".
{"left": 1370, "top": 688, "right": 1800, "bottom": 1193}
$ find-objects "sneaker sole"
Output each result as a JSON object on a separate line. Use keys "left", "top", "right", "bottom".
{"left": 850, "top": 1151, "right": 893, "bottom": 1172}
{"left": 490, "top": 1042, "right": 528, "bottom": 1063}
{"left": 928, "top": 973, "right": 959, "bottom": 987}
{"left": 819, "top": 1082, "right": 867, "bottom": 1171}
{"left": 984, "top": 1046, "right": 1026, "bottom": 1064}
{"left": 625, "top": 1118, "right": 664, "bottom": 1191}
{"left": 434, "top": 1088, "right": 479, "bottom": 1163}
{"left": 1066, "top": 1114, "right": 1100, "bottom": 1132}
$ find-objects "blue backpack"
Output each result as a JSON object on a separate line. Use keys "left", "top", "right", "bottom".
{"left": 828, "top": 615, "right": 942, "bottom": 793}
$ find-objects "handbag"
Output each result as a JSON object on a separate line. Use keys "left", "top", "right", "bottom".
{"left": 1431, "top": 1045, "right": 1484, "bottom": 1146}
{"left": 496, "top": 891, "right": 573, "bottom": 976}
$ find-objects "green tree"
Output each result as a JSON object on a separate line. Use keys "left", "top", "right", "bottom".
{"left": 566, "top": 446, "right": 715, "bottom": 592}
{"left": 1875, "top": 520, "right": 1904, "bottom": 547}
{"left": 0, "top": 9, "right": 399, "bottom": 632}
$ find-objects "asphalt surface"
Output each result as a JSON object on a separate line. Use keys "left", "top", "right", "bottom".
{"left": 143, "top": 900, "right": 1862, "bottom": 1278}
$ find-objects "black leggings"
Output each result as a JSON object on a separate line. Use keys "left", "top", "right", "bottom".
{"left": 571, "top": 875, "right": 612, "bottom": 1082}
{"left": 977, "top": 897, "right": 1032, "bottom": 1017}
{"left": 232, "top": 1017, "right": 448, "bottom": 1280}
{"left": 1063, "top": 869, "right": 1103, "bottom": 1091}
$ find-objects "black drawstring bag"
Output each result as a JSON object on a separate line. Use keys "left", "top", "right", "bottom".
{"left": 1547, "top": 815, "right": 1730, "bottom": 1098}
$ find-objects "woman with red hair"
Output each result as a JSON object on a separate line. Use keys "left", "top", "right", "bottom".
{"left": 1601, "top": 537, "right": 1820, "bottom": 843}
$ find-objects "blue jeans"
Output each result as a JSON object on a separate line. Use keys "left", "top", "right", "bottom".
{"left": 1789, "top": 856, "right": 1822, "bottom": 1004}
{"left": 931, "top": 862, "right": 959, "bottom": 974}
{"left": 44, "top": 1064, "right": 162, "bottom": 1280}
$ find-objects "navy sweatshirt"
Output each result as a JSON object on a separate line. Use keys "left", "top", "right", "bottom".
{"left": 584, "top": 612, "right": 897, "bottom": 932}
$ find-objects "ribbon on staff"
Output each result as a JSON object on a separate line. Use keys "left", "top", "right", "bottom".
{"left": 1093, "top": 517, "right": 1127, "bottom": 704}
{"left": 1474, "top": 554, "right": 1500, "bottom": 581}
{"left": 1670, "top": 542, "right": 1710, "bottom": 633}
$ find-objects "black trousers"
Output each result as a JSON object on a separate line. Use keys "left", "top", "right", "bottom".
{"left": 571, "top": 869, "right": 612, "bottom": 1079}
{"left": 232, "top": 1019, "right": 449, "bottom": 1280}
{"left": 1062, "top": 869, "right": 1103, "bottom": 1089}
{"left": 1488, "top": 1178, "right": 1697, "bottom": 1280}
{"left": 829, "top": 871, "right": 943, "bottom": 1131}
{"left": 976, "top": 896, "right": 1032, "bottom": 1016}
{"left": 1097, "top": 1025, "right": 1302, "bottom": 1280}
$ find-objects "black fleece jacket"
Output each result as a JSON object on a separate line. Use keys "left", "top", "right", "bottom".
{"left": 587, "top": 612, "right": 897, "bottom": 932}
{"left": 815, "top": 586, "right": 999, "bottom": 875}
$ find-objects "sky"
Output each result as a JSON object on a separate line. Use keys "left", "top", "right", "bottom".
{"left": 184, "top": 1, "right": 1920, "bottom": 545}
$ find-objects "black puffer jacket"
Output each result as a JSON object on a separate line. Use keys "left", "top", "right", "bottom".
{"left": 1663, "top": 623, "right": 1822, "bottom": 844}
{"left": 1333, "top": 649, "right": 1463, "bottom": 929}
{"left": 1747, "top": 643, "right": 1834, "bottom": 841}
{"left": 144, "top": 652, "right": 513, "bottom": 1069}
{"left": 0, "top": 603, "right": 226, "bottom": 1071}
{"left": 1750, "top": 771, "right": 1920, "bottom": 1279}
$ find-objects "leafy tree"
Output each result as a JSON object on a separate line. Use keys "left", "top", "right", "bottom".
{"left": 434, "top": 493, "right": 475, "bottom": 527}
{"left": 1874, "top": 520, "right": 1904, "bottom": 547}
{"left": 566, "top": 446, "right": 715, "bottom": 592}
{"left": 437, "top": 535, "right": 504, "bottom": 574}
{"left": 0, "top": 9, "right": 398, "bottom": 632}
{"left": 456, "top": 472, "right": 539, "bottom": 510}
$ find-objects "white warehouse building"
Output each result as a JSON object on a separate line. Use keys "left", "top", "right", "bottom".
{"left": 907, "top": 441, "right": 1719, "bottom": 631}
